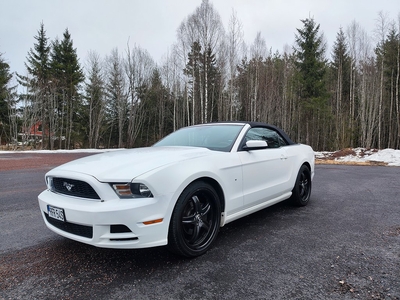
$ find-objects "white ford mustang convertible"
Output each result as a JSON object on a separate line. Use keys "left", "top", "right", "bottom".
{"left": 38, "top": 122, "right": 315, "bottom": 257}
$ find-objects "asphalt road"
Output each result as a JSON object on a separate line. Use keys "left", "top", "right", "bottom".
{"left": 0, "top": 155, "right": 399, "bottom": 300}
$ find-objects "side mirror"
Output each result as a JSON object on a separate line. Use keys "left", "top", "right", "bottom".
{"left": 243, "top": 140, "right": 268, "bottom": 150}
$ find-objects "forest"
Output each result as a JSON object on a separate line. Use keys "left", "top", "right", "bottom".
{"left": 0, "top": 0, "right": 399, "bottom": 151}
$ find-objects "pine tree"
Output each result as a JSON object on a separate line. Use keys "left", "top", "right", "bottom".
{"left": 0, "top": 52, "right": 15, "bottom": 145}
{"left": 50, "top": 29, "right": 84, "bottom": 149}
{"left": 24, "top": 22, "right": 51, "bottom": 89}
{"left": 236, "top": 58, "right": 251, "bottom": 121}
{"left": 294, "top": 17, "right": 330, "bottom": 149}
{"left": 184, "top": 41, "right": 202, "bottom": 124}
{"left": 203, "top": 45, "right": 221, "bottom": 122}
{"left": 17, "top": 22, "right": 51, "bottom": 148}
{"left": 376, "top": 26, "right": 400, "bottom": 148}
{"left": 184, "top": 42, "right": 221, "bottom": 124}
{"left": 330, "top": 27, "right": 352, "bottom": 148}
{"left": 0, "top": 54, "right": 11, "bottom": 124}
{"left": 140, "top": 68, "right": 171, "bottom": 146}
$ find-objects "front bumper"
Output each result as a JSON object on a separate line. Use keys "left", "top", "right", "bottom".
{"left": 38, "top": 189, "right": 171, "bottom": 249}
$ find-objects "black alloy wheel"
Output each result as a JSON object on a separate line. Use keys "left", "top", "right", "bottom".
{"left": 168, "top": 181, "right": 221, "bottom": 257}
{"left": 291, "top": 165, "right": 311, "bottom": 206}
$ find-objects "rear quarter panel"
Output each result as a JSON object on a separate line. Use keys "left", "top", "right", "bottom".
{"left": 284, "top": 144, "right": 315, "bottom": 188}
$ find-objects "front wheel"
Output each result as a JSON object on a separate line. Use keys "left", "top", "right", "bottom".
{"left": 168, "top": 181, "right": 221, "bottom": 257}
{"left": 290, "top": 165, "right": 312, "bottom": 206}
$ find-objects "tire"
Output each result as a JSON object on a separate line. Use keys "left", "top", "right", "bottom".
{"left": 290, "top": 165, "right": 312, "bottom": 206}
{"left": 168, "top": 181, "right": 221, "bottom": 257}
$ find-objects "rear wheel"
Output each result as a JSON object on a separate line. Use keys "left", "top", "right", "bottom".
{"left": 290, "top": 165, "right": 311, "bottom": 206}
{"left": 168, "top": 181, "right": 221, "bottom": 257}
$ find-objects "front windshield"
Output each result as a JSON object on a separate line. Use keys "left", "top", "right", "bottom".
{"left": 153, "top": 124, "right": 244, "bottom": 152}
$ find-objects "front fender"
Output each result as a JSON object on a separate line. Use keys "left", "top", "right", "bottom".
{"left": 136, "top": 153, "right": 244, "bottom": 227}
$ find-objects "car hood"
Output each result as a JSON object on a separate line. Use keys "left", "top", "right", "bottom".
{"left": 48, "top": 147, "right": 214, "bottom": 182}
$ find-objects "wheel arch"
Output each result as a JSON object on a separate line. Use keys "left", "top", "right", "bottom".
{"left": 302, "top": 161, "right": 311, "bottom": 172}
{"left": 298, "top": 161, "right": 312, "bottom": 186}
{"left": 189, "top": 177, "right": 226, "bottom": 214}
{"left": 290, "top": 162, "right": 313, "bottom": 206}
{"left": 167, "top": 176, "right": 224, "bottom": 257}
{"left": 166, "top": 175, "right": 226, "bottom": 236}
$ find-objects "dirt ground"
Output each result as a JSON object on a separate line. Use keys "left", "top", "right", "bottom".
{"left": 315, "top": 159, "right": 387, "bottom": 166}
{"left": 0, "top": 152, "right": 97, "bottom": 171}
{"left": 315, "top": 148, "right": 388, "bottom": 166}
{"left": 0, "top": 150, "right": 388, "bottom": 172}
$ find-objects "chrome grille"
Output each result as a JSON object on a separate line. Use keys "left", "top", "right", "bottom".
{"left": 52, "top": 177, "right": 100, "bottom": 199}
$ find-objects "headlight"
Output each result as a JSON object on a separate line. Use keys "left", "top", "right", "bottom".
{"left": 111, "top": 183, "right": 153, "bottom": 198}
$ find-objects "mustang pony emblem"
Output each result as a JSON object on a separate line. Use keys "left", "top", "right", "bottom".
{"left": 63, "top": 182, "right": 75, "bottom": 192}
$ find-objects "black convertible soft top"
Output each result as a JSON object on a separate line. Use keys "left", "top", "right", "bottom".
{"left": 212, "top": 121, "right": 296, "bottom": 146}
{"left": 246, "top": 121, "right": 296, "bottom": 145}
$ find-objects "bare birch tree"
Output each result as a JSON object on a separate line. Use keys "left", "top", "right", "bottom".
{"left": 193, "top": 0, "right": 224, "bottom": 123}
{"left": 161, "top": 46, "right": 184, "bottom": 131}
{"left": 105, "top": 48, "right": 126, "bottom": 148}
{"left": 177, "top": 0, "right": 225, "bottom": 125}
{"left": 250, "top": 32, "right": 267, "bottom": 121}
{"left": 85, "top": 51, "right": 105, "bottom": 148}
{"left": 176, "top": 18, "right": 199, "bottom": 125}
{"left": 226, "top": 9, "right": 244, "bottom": 120}
{"left": 397, "top": 13, "right": 400, "bottom": 147}
{"left": 125, "top": 44, "right": 155, "bottom": 147}
{"left": 349, "top": 23, "right": 377, "bottom": 148}
{"left": 347, "top": 21, "right": 360, "bottom": 145}
{"left": 375, "top": 11, "right": 389, "bottom": 148}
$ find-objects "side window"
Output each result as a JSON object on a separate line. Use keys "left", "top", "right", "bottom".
{"left": 244, "top": 127, "right": 287, "bottom": 148}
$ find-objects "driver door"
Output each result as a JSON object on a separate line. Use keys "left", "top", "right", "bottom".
{"left": 238, "top": 127, "right": 292, "bottom": 208}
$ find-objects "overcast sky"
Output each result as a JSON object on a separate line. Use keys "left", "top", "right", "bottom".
{"left": 1, "top": 0, "right": 399, "bottom": 79}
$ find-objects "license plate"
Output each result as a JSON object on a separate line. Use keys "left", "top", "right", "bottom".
{"left": 47, "top": 205, "right": 65, "bottom": 222}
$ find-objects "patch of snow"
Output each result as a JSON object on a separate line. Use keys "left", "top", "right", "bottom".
{"left": 314, "top": 148, "right": 400, "bottom": 167}
{"left": 366, "top": 149, "right": 400, "bottom": 167}
{"left": 336, "top": 155, "right": 365, "bottom": 163}
{"left": 314, "top": 151, "right": 332, "bottom": 159}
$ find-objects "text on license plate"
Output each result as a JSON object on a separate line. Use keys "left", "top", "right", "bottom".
{"left": 47, "top": 205, "right": 65, "bottom": 222}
